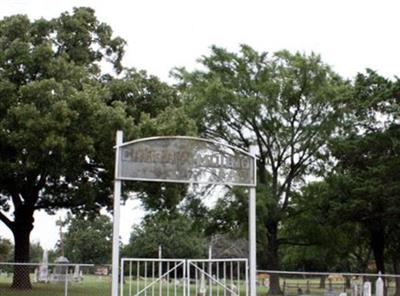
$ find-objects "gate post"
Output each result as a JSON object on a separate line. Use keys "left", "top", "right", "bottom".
{"left": 249, "top": 145, "right": 257, "bottom": 296}
{"left": 111, "top": 131, "right": 123, "bottom": 296}
{"left": 249, "top": 187, "right": 256, "bottom": 296}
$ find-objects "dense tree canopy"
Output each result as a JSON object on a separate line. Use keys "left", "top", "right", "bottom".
{"left": 0, "top": 7, "right": 131, "bottom": 288}
{"left": 176, "top": 45, "right": 349, "bottom": 294}
{"left": 123, "top": 212, "right": 206, "bottom": 259}
{"left": 0, "top": 7, "right": 198, "bottom": 289}
{"left": 281, "top": 181, "right": 371, "bottom": 273}
{"left": 63, "top": 214, "right": 112, "bottom": 264}
{"left": 322, "top": 71, "right": 400, "bottom": 274}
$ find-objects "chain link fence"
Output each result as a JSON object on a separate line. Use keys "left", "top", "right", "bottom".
{"left": 0, "top": 262, "right": 111, "bottom": 296}
{"left": 256, "top": 270, "right": 400, "bottom": 296}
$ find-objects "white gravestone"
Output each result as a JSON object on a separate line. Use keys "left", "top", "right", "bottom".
{"left": 73, "top": 264, "right": 83, "bottom": 282}
{"left": 363, "top": 282, "right": 371, "bottom": 296}
{"left": 198, "top": 273, "right": 206, "bottom": 296}
{"left": 351, "top": 284, "right": 358, "bottom": 296}
{"left": 375, "top": 274, "right": 384, "bottom": 296}
{"left": 38, "top": 250, "right": 49, "bottom": 283}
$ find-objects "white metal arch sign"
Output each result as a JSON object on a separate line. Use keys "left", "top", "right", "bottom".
{"left": 117, "top": 136, "right": 256, "bottom": 186}
{"left": 111, "top": 132, "right": 257, "bottom": 296}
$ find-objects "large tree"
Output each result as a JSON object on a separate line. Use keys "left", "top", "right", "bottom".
{"left": 175, "top": 45, "right": 348, "bottom": 294}
{"left": 63, "top": 214, "right": 113, "bottom": 264}
{"left": 282, "top": 181, "right": 372, "bottom": 273}
{"left": 325, "top": 70, "right": 400, "bottom": 275}
{"left": 123, "top": 212, "right": 206, "bottom": 259}
{"left": 0, "top": 8, "right": 131, "bottom": 288}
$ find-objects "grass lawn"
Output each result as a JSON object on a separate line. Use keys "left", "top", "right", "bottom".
{"left": 0, "top": 274, "right": 397, "bottom": 296}
{"left": 0, "top": 274, "right": 111, "bottom": 296}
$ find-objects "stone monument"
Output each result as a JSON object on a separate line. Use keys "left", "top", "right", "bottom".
{"left": 50, "top": 256, "right": 70, "bottom": 283}
{"left": 35, "top": 250, "right": 49, "bottom": 283}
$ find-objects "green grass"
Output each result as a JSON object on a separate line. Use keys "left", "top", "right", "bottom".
{"left": 0, "top": 274, "right": 398, "bottom": 296}
{"left": 0, "top": 274, "right": 111, "bottom": 296}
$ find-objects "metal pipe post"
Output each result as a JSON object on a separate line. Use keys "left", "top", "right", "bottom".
{"left": 249, "top": 187, "right": 256, "bottom": 296}
{"left": 111, "top": 130, "right": 123, "bottom": 296}
{"left": 159, "top": 246, "right": 162, "bottom": 296}
{"left": 209, "top": 245, "right": 212, "bottom": 296}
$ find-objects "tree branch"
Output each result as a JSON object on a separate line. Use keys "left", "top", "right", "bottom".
{"left": 11, "top": 192, "right": 23, "bottom": 209}
{"left": 0, "top": 211, "right": 14, "bottom": 230}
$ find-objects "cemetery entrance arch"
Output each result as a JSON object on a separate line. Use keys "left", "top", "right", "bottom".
{"left": 111, "top": 132, "right": 257, "bottom": 296}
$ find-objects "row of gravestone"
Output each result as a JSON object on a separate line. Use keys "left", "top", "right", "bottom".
{"left": 33, "top": 252, "right": 83, "bottom": 284}
{"left": 354, "top": 276, "right": 384, "bottom": 296}
{"left": 324, "top": 276, "right": 385, "bottom": 296}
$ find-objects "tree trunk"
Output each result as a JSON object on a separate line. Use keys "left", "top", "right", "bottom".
{"left": 266, "top": 220, "right": 282, "bottom": 295}
{"left": 345, "top": 276, "right": 351, "bottom": 289}
{"left": 11, "top": 207, "right": 34, "bottom": 289}
{"left": 370, "top": 227, "right": 385, "bottom": 274}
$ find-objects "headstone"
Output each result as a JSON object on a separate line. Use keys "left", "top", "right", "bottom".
{"left": 228, "top": 283, "right": 238, "bottom": 296}
{"left": 33, "top": 268, "right": 38, "bottom": 283}
{"left": 73, "top": 264, "right": 82, "bottom": 282}
{"left": 51, "top": 256, "right": 69, "bottom": 283}
{"left": 363, "top": 281, "right": 371, "bottom": 296}
{"left": 198, "top": 273, "right": 207, "bottom": 296}
{"left": 38, "top": 250, "right": 49, "bottom": 283}
{"left": 375, "top": 274, "right": 384, "bottom": 296}
{"left": 306, "top": 280, "right": 311, "bottom": 293}
{"left": 351, "top": 283, "right": 358, "bottom": 296}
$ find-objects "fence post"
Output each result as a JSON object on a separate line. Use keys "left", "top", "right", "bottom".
{"left": 209, "top": 247, "right": 212, "bottom": 296}
{"left": 65, "top": 266, "right": 68, "bottom": 296}
{"left": 159, "top": 246, "right": 162, "bottom": 296}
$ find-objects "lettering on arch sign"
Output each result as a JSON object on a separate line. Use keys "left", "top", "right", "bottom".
{"left": 116, "top": 137, "right": 256, "bottom": 187}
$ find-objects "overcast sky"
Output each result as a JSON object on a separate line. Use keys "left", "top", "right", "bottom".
{"left": 1, "top": 0, "right": 400, "bottom": 251}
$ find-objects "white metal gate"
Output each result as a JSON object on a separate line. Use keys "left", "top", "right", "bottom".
{"left": 187, "top": 259, "right": 248, "bottom": 296}
{"left": 121, "top": 258, "right": 186, "bottom": 296}
{"left": 121, "top": 259, "right": 248, "bottom": 296}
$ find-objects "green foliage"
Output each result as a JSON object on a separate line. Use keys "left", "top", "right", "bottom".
{"left": 0, "top": 237, "right": 12, "bottom": 261}
{"left": 0, "top": 11, "right": 133, "bottom": 286}
{"left": 63, "top": 214, "right": 112, "bottom": 264}
{"left": 106, "top": 68, "right": 198, "bottom": 213}
{"left": 29, "top": 242, "right": 44, "bottom": 263}
{"left": 281, "top": 181, "right": 371, "bottom": 272}
{"left": 0, "top": 238, "right": 45, "bottom": 263}
{"left": 326, "top": 126, "right": 400, "bottom": 272}
{"left": 0, "top": 10, "right": 199, "bottom": 285}
{"left": 123, "top": 212, "right": 206, "bottom": 259}
{"left": 106, "top": 69, "right": 180, "bottom": 125}
{"left": 320, "top": 70, "right": 400, "bottom": 273}
{"left": 205, "top": 188, "right": 248, "bottom": 236}
{"left": 0, "top": 7, "right": 132, "bottom": 218}
{"left": 175, "top": 45, "right": 348, "bottom": 278}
